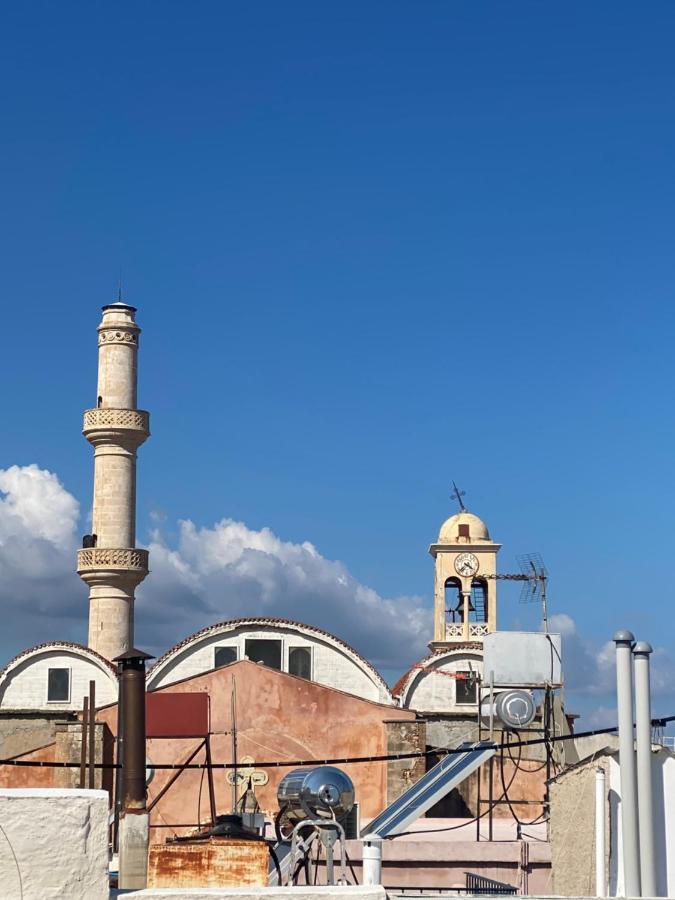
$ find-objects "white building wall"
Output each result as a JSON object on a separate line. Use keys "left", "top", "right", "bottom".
{"left": 403, "top": 652, "right": 483, "bottom": 712}
{"left": 147, "top": 625, "right": 389, "bottom": 703}
{"left": 608, "top": 750, "right": 675, "bottom": 897}
{"left": 0, "top": 650, "right": 117, "bottom": 711}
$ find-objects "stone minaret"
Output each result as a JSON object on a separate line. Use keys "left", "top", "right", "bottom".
{"left": 77, "top": 302, "right": 150, "bottom": 660}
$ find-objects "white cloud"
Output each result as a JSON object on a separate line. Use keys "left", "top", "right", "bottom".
{"left": 0, "top": 465, "right": 431, "bottom": 669}
{"left": 0, "top": 465, "right": 85, "bottom": 650}
{"left": 0, "top": 464, "right": 78, "bottom": 549}
{"left": 137, "top": 518, "right": 431, "bottom": 668}
{"left": 583, "top": 705, "right": 618, "bottom": 729}
{"left": 547, "top": 613, "right": 675, "bottom": 718}
{"left": 0, "top": 463, "right": 672, "bottom": 724}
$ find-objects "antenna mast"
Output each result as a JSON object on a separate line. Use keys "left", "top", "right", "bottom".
{"left": 484, "top": 553, "right": 549, "bottom": 633}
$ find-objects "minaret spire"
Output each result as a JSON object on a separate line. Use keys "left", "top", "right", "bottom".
{"left": 77, "top": 300, "right": 150, "bottom": 659}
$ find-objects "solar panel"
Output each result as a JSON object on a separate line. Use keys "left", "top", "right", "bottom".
{"left": 361, "top": 741, "right": 496, "bottom": 838}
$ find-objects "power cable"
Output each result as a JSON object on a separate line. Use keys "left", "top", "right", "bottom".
{"left": 1, "top": 714, "right": 673, "bottom": 771}
{"left": 393, "top": 744, "right": 523, "bottom": 839}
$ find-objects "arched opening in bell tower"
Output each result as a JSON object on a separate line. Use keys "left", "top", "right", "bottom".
{"left": 469, "top": 578, "right": 488, "bottom": 623}
{"left": 444, "top": 577, "right": 463, "bottom": 623}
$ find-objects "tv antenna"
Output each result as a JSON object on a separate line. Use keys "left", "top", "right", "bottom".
{"left": 450, "top": 481, "right": 467, "bottom": 512}
{"left": 484, "top": 553, "right": 549, "bottom": 633}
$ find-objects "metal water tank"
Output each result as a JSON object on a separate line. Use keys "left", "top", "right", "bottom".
{"left": 277, "top": 766, "right": 355, "bottom": 821}
{"left": 481, "top": 689, "right": 537, "bottom": 730}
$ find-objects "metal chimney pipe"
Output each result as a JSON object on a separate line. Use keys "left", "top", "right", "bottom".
{"left": 634, "top": 641, "right": 657, "bottom": 897}
{"left": 614, "top": 629, "right": 641, "bottom": 897}
{"left": 115, "top": 648, "right": 153, "bottom": 891}
{"left": 596, "top": 767, "right": 606, "bottom": 898}
{"left": 115, "top": 649, "right": 153, "bottom": 811}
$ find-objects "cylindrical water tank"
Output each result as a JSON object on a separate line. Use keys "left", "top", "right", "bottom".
{"left": 481, "top": 689, "right": 537, "bottom": 730}
{"left": 277, "top": 766, "right": 355, "bottom": 821}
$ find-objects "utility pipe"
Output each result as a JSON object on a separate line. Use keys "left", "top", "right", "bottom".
{"left": 115, "top": 648, "right": 153, "bottom": 811}
{"left": 362, "top": 836, "right": 382, "bottom": 885}
{"left": 595, "top": 767, "right": 606, "bottom": 898}
{"left": 634, "top": 642, "right": 657, "bottom": 897}
{"left": 614, "top": 630, "right": 641, "bottom": 898}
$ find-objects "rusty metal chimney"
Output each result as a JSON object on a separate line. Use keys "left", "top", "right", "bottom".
{"left": 114, "top": 648, "right": 154, "bottom": 889}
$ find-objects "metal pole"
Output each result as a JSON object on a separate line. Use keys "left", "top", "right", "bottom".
{"left": 80, "top": 696, "right": 88, "bottom": 789}
{"left": 614, "top": 629, "right": 641, "bottom": 897}
{"left": 596, "top": 767, "right": 606, "bottom": 898}
{"left": 88, "top": 680, "right": 96, "bottom": 789}
{"left": 487, "top": 670, "right": 494, "bottom": 841}
{"left": 204, "top": 734, "right": 217, "bottom": 825}
{"left": 231, "top": 678, "right": 238, "bottom": 812}
{"left": 634, "top": 642, "right": 657, "bottom": 897}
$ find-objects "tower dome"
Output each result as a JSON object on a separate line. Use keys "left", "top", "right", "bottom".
{"left": 438, "top": 511, "right": 491, "bottom": 544}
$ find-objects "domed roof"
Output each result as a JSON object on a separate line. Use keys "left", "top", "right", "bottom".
{"left": 438, "top": 510, "right": 491, "bottom": 544}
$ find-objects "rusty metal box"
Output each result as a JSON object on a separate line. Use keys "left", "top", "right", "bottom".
{"left": 148, "top": 837, "right": 268, "bottom": 888}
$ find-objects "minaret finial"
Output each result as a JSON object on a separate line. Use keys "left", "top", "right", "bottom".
{"left": 451, "top": 481, "right": 467, "bottom": 512}
{"left": 118, "top": 270, "right": 123, "bottom": 303}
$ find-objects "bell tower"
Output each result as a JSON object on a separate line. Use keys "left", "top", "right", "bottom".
{"left": 77, "top": 301, "right": 150, "bottom": 660}
{"left": 429, "top": 507, "right": 501, "bottom": 650}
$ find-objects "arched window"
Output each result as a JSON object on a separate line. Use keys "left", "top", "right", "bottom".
{"left": 444, "top": 577, "right": 463, "bottom": 623}
{"left": 469, "top": 579, "right": 488, "bottom": 623}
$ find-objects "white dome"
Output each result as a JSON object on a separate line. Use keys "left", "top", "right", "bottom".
{"left": 438, "top": 511, "right": 491, "bottom": 544}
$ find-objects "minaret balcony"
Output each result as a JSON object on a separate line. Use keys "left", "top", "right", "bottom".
{"left": 83, "top": 408, "right": 150, "bottom": 447}
{"left": 77, "top": 547, "right": 149, "bottom": 577}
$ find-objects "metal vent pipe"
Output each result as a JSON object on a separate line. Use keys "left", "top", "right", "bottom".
{"left": 634, "top": 642, "right": 657, "bottom": 897}
{"left": 614, "top": 630, "right": 641, "bottom": 898}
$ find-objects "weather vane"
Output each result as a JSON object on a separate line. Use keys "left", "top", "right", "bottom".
{"left": 450, "top": 481, "right": 467, "bottom": 511}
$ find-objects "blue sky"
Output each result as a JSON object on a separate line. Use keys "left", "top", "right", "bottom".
{"left": 2, "top": 3, "right": 675, "bottom": 722}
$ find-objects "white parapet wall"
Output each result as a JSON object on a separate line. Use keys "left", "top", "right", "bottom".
{"left": 0, "top": 788, "right": 109, "bottom": 900}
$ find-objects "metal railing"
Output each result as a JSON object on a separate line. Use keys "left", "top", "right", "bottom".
{"left": 465, "top": 872, "right": 517, "bottom": 895}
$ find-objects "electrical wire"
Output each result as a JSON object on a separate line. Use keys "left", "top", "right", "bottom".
{"left": 392, "top": 744, "right": 523, "bottom": 838}
{"left": 2, "top": 714, "right": 674, "bottom": 771}
{"left": 196, "top": 758, "right": 206, "bottom": 829}
{"left": 498, "top": 730, "right": 550, "bottom": 829}
{"left": 267, "top": 843, "right": 282, "bottom": 885}
{"left": 344, "top": 846, "right": 359, "bottom": 885}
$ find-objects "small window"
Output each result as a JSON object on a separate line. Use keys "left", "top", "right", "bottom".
{"left": 245, "top": 639, "right": 282, "bottom": 670}
{"left": 288, "top": 647, "right": 311, "bottom": 680}
{"left": 214, "top": 646, "right": 237, "bottom": 669}
{"left": 455, "top": 671, "right": 477, "bottom": 705}
{"left": 47, "top": 668, "right": 70, "bottom": 702}
{"left": 458, "top": 523, "right": 470, "bottom": 539}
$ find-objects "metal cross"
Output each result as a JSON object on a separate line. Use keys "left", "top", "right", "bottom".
{"left": 450, "top": 481, "right": 467, "bottom": 511}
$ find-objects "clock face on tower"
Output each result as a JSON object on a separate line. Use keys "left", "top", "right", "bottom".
{"left": 454, "top": 552, "right": 479, "bottom": 577}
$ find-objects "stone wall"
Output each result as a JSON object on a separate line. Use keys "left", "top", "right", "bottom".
{"left": 384, "top": 719, "right": 426, "bottom": 805}
{"left": 0, "top": 711, "right": 75, "bottom": 759}
{"left": 54, "top": 721, "right": 115, "bottom": 793}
